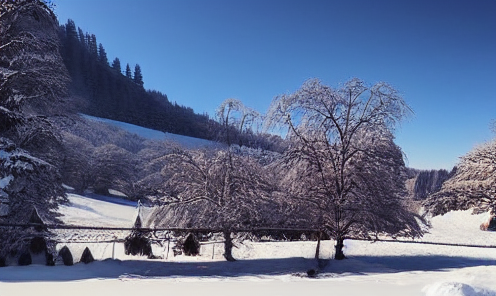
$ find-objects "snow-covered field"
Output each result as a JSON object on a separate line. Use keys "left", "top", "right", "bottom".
{"left": 1, "top": 193, "right": 496, "bottom": 296}
{"left": 81, "top": 114, "right": 220, "bottom": 149}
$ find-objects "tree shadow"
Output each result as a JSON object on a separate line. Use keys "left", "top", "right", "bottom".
{"left": 321, "top": 255, "right": 496, "bottom": 276}
{"left": 1, "top": 255, "right": 495, "bottom": 282}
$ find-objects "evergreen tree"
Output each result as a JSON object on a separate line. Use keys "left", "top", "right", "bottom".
{"left": 98, "top": 43, "right": 108, "bottom": 65}
{"left": 111, "top": 57, "right": 122, "bottom": 74}
{"left": 77, "top": 27, "right": 85, "bottom": 46}
{"left": 88, "top": 34, "right": 97, "bottom": 57}
{"left": 125, "top": 63, "right": 132, "bottom": 79}
{"left": 133, "top": 64, "right": 144, "bottom": 87}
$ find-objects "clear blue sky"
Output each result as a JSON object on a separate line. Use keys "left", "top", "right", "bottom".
{"left": 55, "top": 0, "right": 496, "bottom": 170}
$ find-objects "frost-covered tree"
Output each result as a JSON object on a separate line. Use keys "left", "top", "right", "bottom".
{"left": 0, "top": 138, "right": 66, "bottom": 258}
{"left": 0, "top": 0, "right": 69, "bottom": 117}
{"left": 216, "top": 98, "right": 261, "bottom": 147}
{"left": 92, "top": 144, "right": 139, "bottom": 197}
{"left": 423, "top": 139, "right": 496, "bottom": 216}
{"left": 151, "top": 147, "right": 279, "bottom": 261}
{"left": 0, "top": 0, "right": 68, "bottom": 259}
{"left": 265, "top": 78, "right": 423, "bottom": 259}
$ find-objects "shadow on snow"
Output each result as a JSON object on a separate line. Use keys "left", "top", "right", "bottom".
{"left": 1, "top": 255, "right": 495, "bottom": 282}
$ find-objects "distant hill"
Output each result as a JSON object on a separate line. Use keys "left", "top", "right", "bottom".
{"left": 58, "top": 19, "right": 218, "bottom": 141}
{"left": 405, "top": 168, "right": 456, "bottom": 200}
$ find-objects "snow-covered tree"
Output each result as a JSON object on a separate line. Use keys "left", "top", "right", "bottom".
{"left": 265, "top": 78, "right": 423, "bottom": 259}
{"left": 216, "top": 98, "right": 261, "bottom": 147}
{"left": 0, "top": 0, "right": 68, "bottom": 260}
{"left": 92, "top": 144, "right": 139, "bottom": 197}
{"left": 0, "top": 138, "right": 66, "bottom": 258}
{"left": 151, "top": 147, "right": 280, "bottom": 261}
{"left": 423, "top": 139, "right": 496, "bottom": 216}
{"left": 0, "top": 0, "right": 69, "bottom": 117}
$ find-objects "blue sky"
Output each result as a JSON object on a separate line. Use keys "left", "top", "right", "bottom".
{"left": 54, "top": 0, "right": 496, "bottom": 170}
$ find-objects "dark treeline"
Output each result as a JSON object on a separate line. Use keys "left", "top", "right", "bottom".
{"left": 58, "top": 19, "right": 215, "bottom": 140}
{"left": 406, "top": 168, "right": 456, "bottom": 200}
{"left": 57, "top": 19, "right": 284, "bottom": 152}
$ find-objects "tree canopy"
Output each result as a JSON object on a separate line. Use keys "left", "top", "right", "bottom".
{"left": 423, "top": 138, "right": 496, "bottom": 216}
{"left": 265, "top": 78, "right": 423, "bottom": 259}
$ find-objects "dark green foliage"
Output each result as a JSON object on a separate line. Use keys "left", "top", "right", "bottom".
{"left": 133, "top": 64, "right": 143, "bottom": 87}
{"left": 125, "top": 63, "right": 132, "bottom": 79}
{"left": 182, "top": 233, "right": 200, "bottom": 256}
{"left": 111, "top": 57, "right": 121, "bottom": 73}
{"left": 489, "top": 217, "right": 496, "bottom": 231}
{"left": 18, "top": 252, "right": 32, "bottom": 266}
{"left": 0, "top": 257, "right": 6, "bottom": 267}
{"left": 80, "top": 247, "right": 94, "bottom": 264}
{"left": 98, "top": 43, "right": 108, "bottom": 65}
{"left": 58, "top": 246, "right": 73, "bottom": 266}
{"left": 29, "top": 237, "right": 46, "bottom": 254}
{"left": 45, "top": 252, "right": 54, "bottom": 266}
{"left": 124, "top": 215, "right": 152, "bottom": 256}
{"left": 124, "top": 235, "right": 152, "bottom": 256}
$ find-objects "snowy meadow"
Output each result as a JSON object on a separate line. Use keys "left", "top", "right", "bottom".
{"left": 1, "top": 193, "right": 495, "bottom": 296}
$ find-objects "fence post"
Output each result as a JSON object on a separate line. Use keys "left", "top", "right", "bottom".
{"left": 112, "top": 240, "right": 116, "bottom": 259}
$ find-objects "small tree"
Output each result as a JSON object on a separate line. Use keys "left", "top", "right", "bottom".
{"left": 265, "top": 78, "right": 423, "bottom": 259}
{"left": 215, "top": 98, "right": 261, "bottom": 147}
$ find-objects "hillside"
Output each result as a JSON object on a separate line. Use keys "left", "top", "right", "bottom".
{"left": 58, "top": 19, "right": 219, "bottom": 141}
{"left": 405, "top": 168, "right": 455, "bottom": 200}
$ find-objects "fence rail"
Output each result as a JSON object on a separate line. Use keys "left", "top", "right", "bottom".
{"left": 1, "top": 223, "right": 495, "bottom": 249}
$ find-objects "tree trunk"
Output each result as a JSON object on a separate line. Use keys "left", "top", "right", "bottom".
{"left": 334, "top": 236, "right": 345, "bottom": 260}
{"left": 314, "top": 232, "right": 321, "bottom": 260}
{"left": 223, "top": 230, "right": 235, "bottom": 262}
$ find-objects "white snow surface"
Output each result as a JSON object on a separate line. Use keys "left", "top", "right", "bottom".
{"left": 81, "top": 114, "right": 220, "bottom": 149}
{"left": 1, "top": 193, "right": 496, "bottom": 296}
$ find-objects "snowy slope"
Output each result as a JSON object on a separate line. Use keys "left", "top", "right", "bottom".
{"left": 2, "top": 193, "right": 496, "bottom": 296}
{"left": 81, "top": 114, "right": 221, "bottom": 149}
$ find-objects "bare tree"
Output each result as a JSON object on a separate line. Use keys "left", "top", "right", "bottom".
{"left": 265, "top": 78, "right": 423, "bottom": 259}
{"left": 91, "top": 144, "right": 138, "bottom": 197}
{"left": 152, "top": 147, "right": 279, "bottom": 261}
{"left": 216, "top": 98, "right": 261, "bottom": 147}
{"left": 423, "top": 138, "right": 496, "bottom": 216}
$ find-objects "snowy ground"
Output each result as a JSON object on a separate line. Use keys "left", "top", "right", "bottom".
{"left": 1, "top": 193, "right": 495, "bottom": 296}
{"left": 81, "top": 114, "right": 220, "bottom": 149}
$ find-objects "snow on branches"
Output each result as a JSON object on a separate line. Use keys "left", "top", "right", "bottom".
{"left": 423, "top": 139, "right": 496, "bottom": 216}
{"left": 265, "top": 78, "right": 423, "bottom": 259}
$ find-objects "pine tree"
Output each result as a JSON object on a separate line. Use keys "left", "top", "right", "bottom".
{"left": 133, "top": 64, "right": 144, "bottom": 87}
{"left": 88, "top": 34, "right": 97, "bottom": 57}
{"left": 111, "top": 57, "right": 121, "bottom": 74}
{"left": 98, "top": 43, "right": 108, "bottom": 65}
{"left": 125, "top": 63, "right": 132, "bottom": 79}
